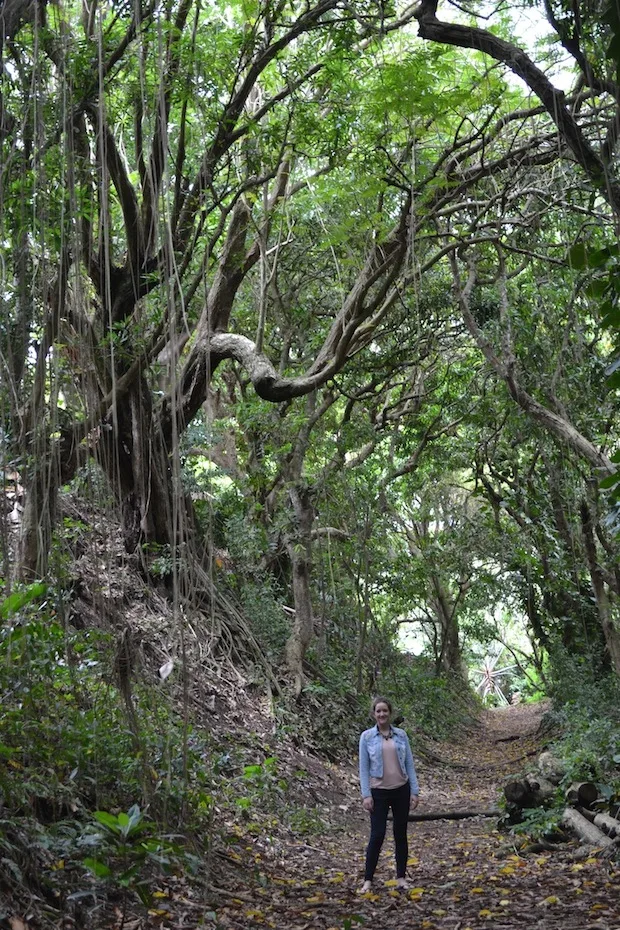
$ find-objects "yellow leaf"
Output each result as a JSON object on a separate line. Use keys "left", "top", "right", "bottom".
{"left": 570, "top": 863, "right": 584, "bottom": 872}
{"left": 51, "top": 860, "right": 65, "bottom": 871}
{"left": 306, "top": 895, "right": 324, "bottom": 904}
{"left": 539, "top": 896, "right": 559, "bottom": 906}
{"left": 409, "top": 887, "right": 425, "bottom": 895}
{"left": 147, "top": 909, "right": 170, "bottom": 917}
{"left": 432, "top": 909, "right": 447, "bottom": 916}
{"left": 329, "top": 873, "right": 344, "bottom": 883}
{"left": 478, "top": 909, "right": 492, "bottom": 918}
{"left": 590, "top": 903, "right": 608, "bottom": 910}
{"left": 536, "top": 857, "right": 548, "bottom": 865}
{"left": 153, "top": 891, "right": 168, "bottom": 899}
{"left": 499, "top": 900, "right": 510, "bottom": 906}
{"left": 470, "top": 887, "right": 484, "bottom": 894}
{"left": 301, "top": 879, "right": 317, "bottom": 886}
{"left": 388, "top": 891, "right": 400, "bottom": 898}
{"left": 407, "top": 857, "right": 420, "bottom": 865}
{"left": 499, "top": 866, "right": 515, "bottom": 875}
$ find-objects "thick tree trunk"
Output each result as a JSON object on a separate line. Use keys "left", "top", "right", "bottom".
{"left": 16, "top": 464, "right": 59, "bottom": 582}
{"left": 16, "top": 425, "right": 78, "bottom": 581}
{"left": 99, "top": 379, "right": 176, "bottom": 554}
{"left": 284, "top": 485, "right": 315, "bottom": 696}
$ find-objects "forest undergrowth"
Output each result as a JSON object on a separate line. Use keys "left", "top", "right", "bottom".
{"left": 1, "top": 501, "right": 620, "bottom": 930}
{"left": 1, "top": 610, "right": 619, "bottom": 930}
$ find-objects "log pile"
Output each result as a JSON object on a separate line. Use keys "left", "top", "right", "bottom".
{"left": 503, "top": 752, "right": 620, "bottom": 857}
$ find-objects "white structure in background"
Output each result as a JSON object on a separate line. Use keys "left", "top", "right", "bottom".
{"left": 473, "top": 647, "right": 518, "bottom": 705}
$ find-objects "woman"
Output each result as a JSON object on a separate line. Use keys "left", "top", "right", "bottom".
{"left": 358, "top": 696, "right": 419, "bottom": 892}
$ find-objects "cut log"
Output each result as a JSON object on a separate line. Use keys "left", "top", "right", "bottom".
{"left": 504, "top": 780, "right": 529, "bottom": 806}
{"left": 561, "top": 808, "right": 613, "bottom": 847}
{"left": 504, "top": 775, "right": 555, "bottom": 809}
{"left": 565, "top": 781, "right": 598, "bottom": 808}
{"left": 585, "top": 811, "right": 620, "bottom": 838}
{"left": 538, "top": 751, "right": 567, "bottom": 785}
{"left": 524, "top": 773, "right": 556, "bottom": 800}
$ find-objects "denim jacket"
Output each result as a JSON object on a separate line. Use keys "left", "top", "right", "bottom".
{"left": 359, "top": 725, "right": 419, "bottom": 799}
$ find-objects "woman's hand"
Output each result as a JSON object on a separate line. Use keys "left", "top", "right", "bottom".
{"left": 410, "top": 794, "right": 419, "bottom": 811}
{"left": 362, "top": 796, "right": 374, "bottom": 813}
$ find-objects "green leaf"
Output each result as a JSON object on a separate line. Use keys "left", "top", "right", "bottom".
{"left": 0, "top": 583, "right": 47, "bottom": 619}
{"left": 83, "top": 858, "right": 112, "bottom": 878}
{"left": 94, "top": 811, "right": 120, "bottom": 830}
{"left": 567, "top": 243, "right": 588, "bottom": 269}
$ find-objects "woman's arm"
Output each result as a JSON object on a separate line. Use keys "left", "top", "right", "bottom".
{"left": 404, "top": 735, "right": 419, "bottom": 797}
{"left": 359, "top": 732, "right": 371, "bottom": 798}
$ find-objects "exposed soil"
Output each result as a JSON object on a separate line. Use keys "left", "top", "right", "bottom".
{"left": 198, "top": 700, "right": 620, "bottom": 930}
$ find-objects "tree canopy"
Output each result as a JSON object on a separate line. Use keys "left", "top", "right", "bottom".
{"left": 2, "top": 0, "right": 620, "bottom": 689}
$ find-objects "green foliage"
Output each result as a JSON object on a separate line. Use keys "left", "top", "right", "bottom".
{"left": 82, "top": 805, "right": 190, "bottom": 906}
{"left": 510, "top": 805, "right": 562, "bottom": 841}
{"left": 549, "top": 654, "right": 620, "bottom": 786}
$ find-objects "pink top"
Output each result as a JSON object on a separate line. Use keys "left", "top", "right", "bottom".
{"left": 370, "top": 737, "right": 407, "bottom": 790}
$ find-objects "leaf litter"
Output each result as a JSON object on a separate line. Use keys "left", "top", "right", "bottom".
{"left": 197, "top": 702, "right": 620, "bottom": 930}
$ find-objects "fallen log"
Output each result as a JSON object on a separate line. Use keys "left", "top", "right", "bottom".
{"left": 524, "top": 773, "right": 556, "bottom": 797}
{"left": 389, "top": 809, "right": 501, "bottom": 823}
{"left": 504, "top": 774, "right": 555, "bottom": 809}
{"left": 504, "top": 780, "right": 529, "bottom": 806}
{"left": 565, "top": 781, "right": 598, "bottom": 808}
{"left": 538, "top": 751, "right": 567, "bottom": 785}
{"left": 407, "top": 809, "right": 500, "bottom": 822}
{"left": 577, "top": 807, "right": 620, "bottom": 838}
{"left": 561, "top": 808, "right": 614, "bottom": 847}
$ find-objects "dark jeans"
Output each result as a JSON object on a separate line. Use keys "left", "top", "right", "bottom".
{"left": 364, "top": 780, "right": 410, "bottom": 880}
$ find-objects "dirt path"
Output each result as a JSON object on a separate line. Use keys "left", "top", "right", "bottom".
{"left": 209, "top": 702, "right": 620, "bottom": 930}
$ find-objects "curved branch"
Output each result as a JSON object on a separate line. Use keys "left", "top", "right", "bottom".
{"left": 414, "top": 0, "right": 620, "bottom": 218}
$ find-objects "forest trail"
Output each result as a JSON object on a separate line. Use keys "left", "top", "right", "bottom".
{"left": 206, "top": 701, "right": 620, "bottom": 930}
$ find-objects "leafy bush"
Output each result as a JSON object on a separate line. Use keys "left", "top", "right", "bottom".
{"left": 547, "top": 646, "right": 620, "bottom": 786}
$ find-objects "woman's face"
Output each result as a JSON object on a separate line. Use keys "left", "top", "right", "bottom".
{"left": 373, "top": 702, "right": 391, "bottom": 727}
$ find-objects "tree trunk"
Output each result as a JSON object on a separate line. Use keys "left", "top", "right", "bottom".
{"left": 16, "top": 425, "right": 78, "bottom": 582}
{"left": 580, "top": 501, "right": 620, "bottom": 674}
{"left": 99, "top": 379, "right": 176, "bottom": 554}
{"left": 431, "top": 578, "right": 466, "bottom": 679}
{"left": 284, "top": 485, "right": 315, "bottom": 696}
{"left": 16, "top": 463, "right": 59, "bottom": 582}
